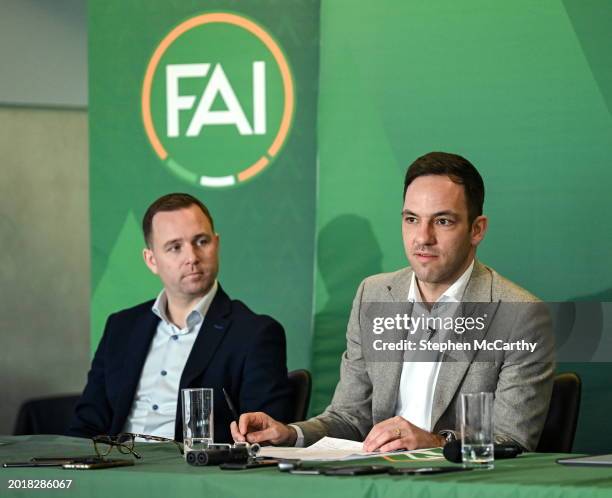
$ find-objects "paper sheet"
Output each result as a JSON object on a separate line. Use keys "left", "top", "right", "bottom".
{"left": 259, "top": 437, "right": 443, "bottom": 462}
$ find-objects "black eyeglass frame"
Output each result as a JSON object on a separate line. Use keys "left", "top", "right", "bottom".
{"left": 92, "top": 433, "right": 184, "bottom": 459}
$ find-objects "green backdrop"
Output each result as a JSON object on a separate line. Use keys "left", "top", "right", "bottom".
{"left": 90, "top": 0, "right": 612, "bottom": 453}
{"left": 89, "top": 0, "right": 320, "bottom": 369}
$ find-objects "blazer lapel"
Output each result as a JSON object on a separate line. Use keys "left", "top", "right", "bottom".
{"left": 173, "top": 286, "right": 231, "bottom": 440}
{"left": 375, "top": 269, "right": 413, "bottom": 420}
{"left": 462, "top": 261, "right": 494, "bottom": 303}
{"left": 387, "top": 268, "right": 413, "bottom": 303}
{"left": 113, "top": 310, "right": 159, "bottom": 432}
{"left": 179, "top": 286, "right": 231, "bottom": 389}
{"left": 430, "top": 261, "right": 497, "bottom": 428}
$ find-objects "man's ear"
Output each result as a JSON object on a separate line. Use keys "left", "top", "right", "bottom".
{"left": 471, "top": 215, "right": 488, "bottom": 247}
{"left": 143, "top": 247, "right": 159, "bottom": 275}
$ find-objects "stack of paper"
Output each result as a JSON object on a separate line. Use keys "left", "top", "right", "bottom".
{"left": 259, "top": 437, "right": 442, "bottom": 462}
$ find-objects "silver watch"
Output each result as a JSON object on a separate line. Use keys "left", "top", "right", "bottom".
{"left": 438, "top": 430, "right": 457, "bottom": 443}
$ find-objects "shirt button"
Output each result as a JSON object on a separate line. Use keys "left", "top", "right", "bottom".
{"left": 152, "top": 404, "right": 159, "bottom": 411}
{"left": 161, "top": 370, "right": 167, "bottom": 376}
{"left": 172, "top": 335, "right": 179, "bottom": 341}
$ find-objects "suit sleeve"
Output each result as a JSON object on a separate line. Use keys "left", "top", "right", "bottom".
{"left": 295, "top": 279, "right": 373, "bottom": 445}
{"left": 65, "top": 315, "right": 115, "bottom": 438}
{"left": 238, "top": 318, "right": 293, "bottom": 423}
{"left": 493, "top": 301, "right": 555, "bottom": 451}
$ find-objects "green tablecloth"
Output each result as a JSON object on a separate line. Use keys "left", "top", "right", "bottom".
{"left": 2, "top": 436, "right": 612, "bottom": 498}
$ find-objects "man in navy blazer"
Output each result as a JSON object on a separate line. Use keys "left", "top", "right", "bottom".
{"left": 67, "top": 193, "right": 292, "bottom": 443}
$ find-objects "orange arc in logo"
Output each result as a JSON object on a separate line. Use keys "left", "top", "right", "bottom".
{"left": 142, "top": 12, "right": 294, "bottom": 182}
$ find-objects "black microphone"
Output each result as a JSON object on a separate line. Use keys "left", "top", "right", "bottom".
{"left": 443, "top": 440, "right": 523, "bottom": 463}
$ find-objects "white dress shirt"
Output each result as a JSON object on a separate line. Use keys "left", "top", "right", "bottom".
{"left": 123, "top": 281, "right": 218, "bottom": 439}
{"left": 394, "top": 260, "right": 474, "bottom": 431}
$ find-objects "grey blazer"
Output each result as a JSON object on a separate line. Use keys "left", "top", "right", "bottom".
{"left": 295, "top": 261, "right": 555, "bottom": 451}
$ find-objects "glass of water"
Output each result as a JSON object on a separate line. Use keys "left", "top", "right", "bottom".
{"left": 460, "top": 392, "right": 494, "bottom": 469}
{"left": 181, "top": 388, "right": 214, "bottom": 455}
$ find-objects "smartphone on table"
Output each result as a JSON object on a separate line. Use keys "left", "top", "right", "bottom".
{"left": 62, "top": 458, "right": 134, "bottom": 470}
{"left": 389, "top": 466, "right": 472, "bottom": 475}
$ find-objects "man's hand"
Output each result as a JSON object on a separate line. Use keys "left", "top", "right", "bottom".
{"left": 363, "top": 416, "right": 445, "bottom": 452}
{"left": 230, "top": 412, "right": 297, "bottom": 446}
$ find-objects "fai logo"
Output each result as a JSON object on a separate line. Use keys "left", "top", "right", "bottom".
{"left": 142, "top": 13, "right": 294, "bottom": 188}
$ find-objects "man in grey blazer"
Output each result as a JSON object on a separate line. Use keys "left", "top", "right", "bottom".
{"left": 232, "top": 152, "right": 554, "bottom": 452}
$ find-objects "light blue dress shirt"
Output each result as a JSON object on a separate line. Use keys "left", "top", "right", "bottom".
{"left": 123, "top": 281, "right": 218, "bottom": 439}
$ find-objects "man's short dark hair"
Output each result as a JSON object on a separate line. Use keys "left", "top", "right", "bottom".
{"left": 142, "top": 193, "right": 215, "bottom": 247}
{"left": 403, "top": 152, "right": 485, "bottom": 223}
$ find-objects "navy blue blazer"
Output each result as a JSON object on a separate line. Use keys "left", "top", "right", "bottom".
{"left": 67, "top": 285, "right": 292, "bottom": 443}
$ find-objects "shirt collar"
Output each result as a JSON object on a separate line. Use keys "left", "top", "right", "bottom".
{"left": 152, "top": 280, "right": 218, "bottom": 330}
{"left": 408, "top": 259, "right": 475, "bottom": 303}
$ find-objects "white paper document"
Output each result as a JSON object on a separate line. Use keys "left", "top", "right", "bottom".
{"left": 259, "top": 437, "right": 442, "bottom": 462}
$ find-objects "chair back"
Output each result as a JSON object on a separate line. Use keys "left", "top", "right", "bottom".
{"left": 536, "top": 372, "right": 581, "bottom": 452}
{"left": 288, "top": 369, "right": 312, "bottom": 422}
{"left": 14, "top": 394, "right": 80, "bottom": 435}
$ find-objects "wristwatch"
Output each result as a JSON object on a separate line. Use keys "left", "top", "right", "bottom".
{"left": 438, "top": 430, "right": 457, "bottom": 444}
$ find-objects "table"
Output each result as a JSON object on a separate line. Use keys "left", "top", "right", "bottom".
{"left": 2, "top": 436, "right": 612, "bottom": 498}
